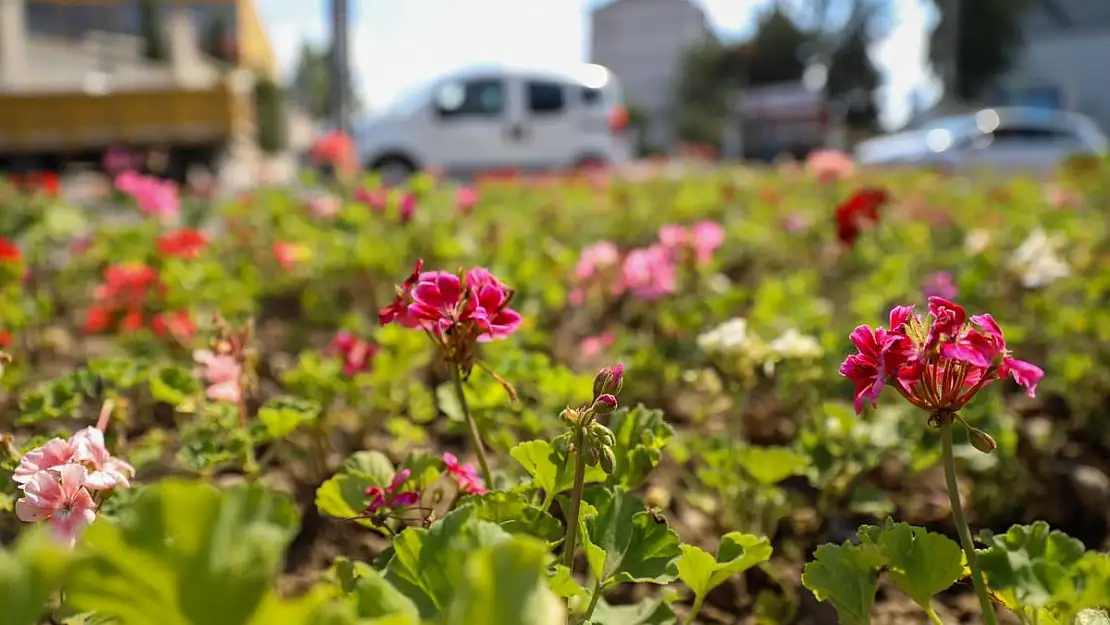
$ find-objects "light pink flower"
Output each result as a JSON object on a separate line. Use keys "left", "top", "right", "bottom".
{"left": 659, "top": 221, "right": 725, "bottom": 266}
{"left": 806, "top": 149, "right": 856, "bottom": 183}
{"left": 575, "top": 241, "right": 621, "bottom": 281}
{"left": 456, "top": 186, "right": 479, "bottom": 215}
{"left": 12, "top": 438, "right": 73, "bottom": 484}
{"left": 69, "top": 427, "right": 135, "bottom": 490}
{"left": 580, "top": 331, "right": 615, "bottom": 358}
{"left": 15, "top": 464, "right": 97, "bottom": 547}
{"left": 194, "top": 349, "right": 243, "bottom": 403}
{"left": 308, "top": 194, "right": 341, "bottom": 220}
{"left": 619, "top": 245, "right": 677, "bottom": 300}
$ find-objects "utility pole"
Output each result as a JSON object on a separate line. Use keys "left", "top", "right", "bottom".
{"left": 329, "top": 0, "right": 350, "bottom": 132}
{"left": 938, "top": 0, "right": 961, "bottom": 113}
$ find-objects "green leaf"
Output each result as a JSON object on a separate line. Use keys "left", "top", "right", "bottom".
{"left": 802, "top": 540, "right": 886, "bottom": 625}
{"left": 63, "top": 479, "right": 309, "bottom": 625}
{"left": 458, "top": 490, "right": 564, "bottom": 542}
{"left": 581, "top": 487, "right": 682, "bottom": 586}
{"left": 442, "top": 536, "right": 566, "bottom": 625}
{"left": 341, "top": 451, "right": 396, "bottom": 483}
{"left": 547, "top": 565, "right": 588, "bottom": 601}
{"left": 351, "top": 567, "right": 420, "bottom": 620}
{"left": 0, "top": 527, "right": 74, "bottom": 625}
{"left": 862, "top": 522, "right": 963, "bottom": 611}
{"left": 315, "top": 451, "right": 399, "bottom": 527}
{"left": 436, "top": 382, "right": 464, "bottom": 422}
{"left": 605, "top": 405, "right": 674, "bottom": 490}
{"left": 977, "top": 521, "right": 1087, "bottom": 610}
{"left": 257, "top": 395, "right": 321, "bottom": 440}
{"left": 510, "top": 440, "right": 606, "bottom": 505}
{"left": 587, "top": 595, "right": 677, "bottom": 625}
{"left": 149, "top": 364, "right": 201, "bottom": 408}
{"left": 382, "top": 506, "right": 512, "bottom": 618}
{"left": 677, "top": 532, "right": 772, "bottom": 602}
{"left": 735, "top": 446, "right": 808, "bottom": 485}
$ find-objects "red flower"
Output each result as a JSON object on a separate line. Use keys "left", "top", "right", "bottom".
{"left": 378, "top": 259, "right": 424, "bottom": 326}
{"left": 835, "top": 187, "right": 889, "bottom": 247}
{"left": 0, "top": 237, "right": 21, "bottom": 264}
{"left": 157, "top": 229, "right": 208, "bottom": 260}
{"left": 839, "top": 297, "right": 1043, "bottom": 416}
{"left": 0, "top": 330, "right": 12, "bottom": 348}
{"left": 151, "top": 310, "right": 196, "bottom": 343}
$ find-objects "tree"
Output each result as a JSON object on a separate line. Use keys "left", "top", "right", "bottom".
{"left": 823, "top": 1, "right": 885, "bottom": 130}
{"left": 288, "top": 43, "right": 362, "bottom": 121}
{"left": 745, "top": 6, "right": 808, "bottom": 87}
{"left": 929, "top": 0, "right": 1034, "bottom": 101}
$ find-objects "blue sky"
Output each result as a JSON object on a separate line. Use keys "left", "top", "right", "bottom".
{"left": 258, "top": 0, "right": 940, "bottom": 130}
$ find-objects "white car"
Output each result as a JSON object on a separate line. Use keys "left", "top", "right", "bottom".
{"left": 855, "top": 107, "right": 1108, "bottom": 173}
{"left": 354, "top": 64, "right": 632, "bottom": 183}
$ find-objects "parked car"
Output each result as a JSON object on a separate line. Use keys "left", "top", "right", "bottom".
{"left": 354, "top": 63, "right": 632, "bottom": 183}
{"left": 854, "top": 107, "right": 1108, "bottom": 172}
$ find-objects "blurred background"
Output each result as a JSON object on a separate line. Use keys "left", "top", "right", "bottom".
{"left": 0, "top": 0, "right": 1106, "bottom": 191}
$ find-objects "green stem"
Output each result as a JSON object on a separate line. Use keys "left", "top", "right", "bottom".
{"left": 451, "top": 364, "right": 494, "bottom": 489}
{"left": 940, "top": 418, "right": 998, "bottom": 625}
{"left": 682, "top": 595, "right": 706, "bottom": 625}
{"left": 925, "top": 606, "right": 946, "bottom": 625}
{"left": 582, "top": 578, "right": 603, "bottom": 622}
{"left": 562, "top": 430, "right": 588, "bottom": 572}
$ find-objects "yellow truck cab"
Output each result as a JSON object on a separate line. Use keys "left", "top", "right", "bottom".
{"left": 0, "top": 0, "right": 275, "bottom": 182}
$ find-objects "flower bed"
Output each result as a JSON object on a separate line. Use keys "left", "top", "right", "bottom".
{"left": 0, "top": 158, "right": 1109, "bottom": 625}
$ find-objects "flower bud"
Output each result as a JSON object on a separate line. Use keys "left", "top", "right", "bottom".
{"left": 591, "top": 394, "right": 618, "bottom": 416}
{"left": 593, "top": 363, "right": 624, "bottom": 398}
{"left": 968, "top": 427, "right": 996, "bottom": 454}
{"left": 560, "top": 407, "right": 582, "bottom": 425}
{"left": 589, "top": 423, "right": 616, "bottom": 449}
{"left": 599, "top": 446, "right": 616, "bottom": 474}
{"left": 585, "top": 445, "right": 599, "bottom": 467}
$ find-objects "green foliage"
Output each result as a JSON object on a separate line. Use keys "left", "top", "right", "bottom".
{"left": 254, "top": 77, "right": 289, "bottom": 154}
{"left": 929, "top": 0, "right": 1034, "bottom": 100}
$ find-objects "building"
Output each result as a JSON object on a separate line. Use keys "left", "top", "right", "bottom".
{"left": 589, "top": 0, "right": 716, "bottom": 150}
{"left": 993, "top": 0, "right": 1110, "bottom": 130}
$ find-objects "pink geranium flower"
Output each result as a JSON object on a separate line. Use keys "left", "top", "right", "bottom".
{"left": 194, "top": 349, "right": 243, "bottom": 403}
{"left": 16, "top": 465, "right": 98, "bottom": 547}
{"left": 329, "top": 330, "right": 378, "bottom": 377}
{"left": 115, "top": 171, "right": 180, "bottom": 219}
{"left": 456, "top": 186, "right": 479, "bottom": 215}
{"left": 12, "top": 438, "right": 74, "bottom": 484}
{"left": 839, "top": 297, "right": 1044, "bottom": 416}
{"left": 442, "top": 452, "right": 486, "bottom": 495}
{"left": 364, "top": 469, "right": 421, "bottom": 514}
{"left": 619, "top": 244, "right": 676, "bottom": 300}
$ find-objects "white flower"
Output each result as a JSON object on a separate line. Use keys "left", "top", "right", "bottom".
{"left": 696, "top": 318, "right": 751, "bottom": 355}
{"left": 1009, "top": 228, "right": 1070, "bottom": 288}
{"left": 964, "top": 229, "right": 992, "bottom": 255}
{"left": 769, "top": 329, "right": 823, "bottom": 360}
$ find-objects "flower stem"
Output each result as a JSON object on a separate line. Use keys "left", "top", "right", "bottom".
{"left": 583, "top": 577, "right": 603, "bottom": 622}
{"left": 682, "top": 595, "right": 706, "bottom": 625}
{"left": 562, "top": 429, "right": 588, "bottom": 572}
{"left": 940, "top": 418, "right": 998, "bottom": 625}
{"left": 451, "top": 364, "right": 493, "bottom": 488}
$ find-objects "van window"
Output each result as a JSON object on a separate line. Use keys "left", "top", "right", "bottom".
{"left": 527, "top": 81, "right": 566, "bottom": 115}
{"left": 435, "top": 79, "right": 505, "bottom": 118}
{"left": 581, "top": 87, "right": 603, "bottom": 106}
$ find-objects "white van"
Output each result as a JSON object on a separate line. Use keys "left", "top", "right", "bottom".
{"left": 354, "top": 63, "right": 632, "bottom": 182}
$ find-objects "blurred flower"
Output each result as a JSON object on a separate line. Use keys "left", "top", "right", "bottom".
{"left": 364, "top": 469, "right": 420, "bottom": 515}
{"left": 115, "top": 171, "right": 179, "bottom": 219}
{"left": 0, "top": 236, "right": 20, "bottom": 264}
{"left": 579, "top": 331, "right": 615, "bottom": 358}
{"left": 194, "top": 348, "right": 243, "bottom": 403}
{"left": 782, "top": 213, "right": 808, "bottom": 233}
{"left": 964, "top": 229, "right": 993, "bottom": 255}
{"left": 659, "top": 221, "right": 725, "bottom": 266}
{"left": 1009, "top": 228, "right": 1070, "bottom": 288}
{"left": 806, "top": 149, "right": 855, "bottom": 182}
{"left": 456, "top": 186, "right": 479, "bottom": 215}
{"left": 273, "top": 241, "right": 310, "bottom": 269}
{"left": 835, "top": 187, "right": 888, "bottom": 247}
{"left": 150, "top": 310, "right": 196, "bottom": 343}
{"left": 619, "top": 244, "right": 676, "bottom": 300}
{"left": 923, "top": 271, "right": 958, "bottom": 300}
{"left": 84, "top": 263, "right": 161, "bottom": 335}
{"left": 443, "top": 452, "right": 486, "bottom": 495}
{"left": 307, "top": 194, "right": 341, "bottom": 220}
{"left": 399, "top": 192, "right": 417, "bottom": 223}
{"left": 69, "top": 234, "right": 93, "bottom": 257}
{"left": 354, "top": 186, "right": 387, "bottom": 212}
{"left": 575, "top": 241, "right": 620, "bottom": 281}
{"left": 697, "top": 318, "right": 755, "bottom": 355}
{"left": 839, "top": 298, "right": 1043, "bottom": 415}
{"left": 769, "top": 329, "right": 823, "bottom": 360}
{"left": 329, "top": 330, "right": 378, "bottom": 377}
{"left": 157, "top": 228, "right": 208, "bottom": 260}
{"left": 102, "top": 145, "right": 140, "bottom": 176}
{"left": 1045, "top": 184, "right": 1083, "bottom": 210}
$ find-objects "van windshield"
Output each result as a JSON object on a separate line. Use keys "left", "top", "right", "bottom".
{"left": 387, "top": 83, "right": 434, "bottom": 115}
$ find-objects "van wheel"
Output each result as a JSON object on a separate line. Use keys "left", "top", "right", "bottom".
{"left": 371, "top": 155, "right": 417, "bottom": 185}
